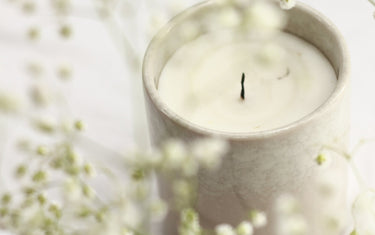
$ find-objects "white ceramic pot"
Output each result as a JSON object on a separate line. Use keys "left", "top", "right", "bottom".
{"left": 143, "top": 1, "right": 350, "bottom": 234}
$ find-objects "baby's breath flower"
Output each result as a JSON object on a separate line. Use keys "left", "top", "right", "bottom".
{"left": 350, "top": 230, "right": 358, "bottom": 235}
{"left": 17, "top": 139, "right": 31, "bottom": 151}
{"left": 173, "top": 180, "right": 193, "bottom": 208}
{"left": 122, "top": 228, "right": 134, "bottom": 235}
{"left": 22, "top": 1, "right": 36, "bottom": 14}
{"left": 0, "top": 92, "right": 20, "bottom": 113}
{"left": 249, "top": 210, "right": 267, "bottom": 228}
{"left": 59, "top": 24, "right": 72, "bottom": 38}
{"left": 276, "top": 194, "right": 308, "bottom": 235}
{"left": 279, "top": 0, "right": 296, "bottom": 10}
{"left": 256, "top": 43, "right": 286, "bottom": 66}
{"left": 32, "top": 170, "right": 47, "bottom": 183}
{"left": 37, "top": 194, "right": 46, "bottom": 205}
{"left": 244, "top": 1, "right": 286, "bottom": 32}
{"left": 66, "top": 150, "right": 82, "bottom": 165}
{"left": 57, "top": 65, "right": 72, "bottom": 80}
{"left": 173, "top": 180, "right": 191, "bottom": 199}
{"left": 215, "top": 224, "right": 235, "bottom": 235}
{"left": 0, "top": 207, "right": 8, "bottom": 217}
{"left": 276, "top": 194, "right": 300, "bottom": 215}
{"left": 163, "top": 139, "right": 187, "bottom": 169}
{"left": 192, "top": 138, "right": 228, "bottom": 170}
{"left": 15, "top": 164, "right": 27, "bottom": 178}
{"left": 179, "top": 208, "right": 201, "bottom": 235}
{"left": 29, "top": 84, "right": 51, "bottom": 107}
{"left": 178, "top": 22, "right": 200, "bottom": 41}
{"left": 83, "top": 163, "right": 96, "bottom": 177}
{"left": 64, "top": 178, "right": 82, "bottom": 200}
{"left": 280, "top": 215, "right": 307, "bottom": 235}
{"left": 52, "top": 0, "right": 71, "bottom": 14}
{"left": 1, "top": 193, "right": 12, "bottom": 205}
{"left": 149, "top": 199, "right": 168, "bottom": 221}
{"left": 23, "top": 186, "right": 36, "bottom": 196}
{"left": 131, "top": 168, "right": 145, "bottom": 181}
{"left": 219, "top": 7, "right": 241, "bottom": 27}
{"left": 27, "top": 27, "right": 40, "bottom": 40}
{"left": 82, "top": 184, "right": 95, "bottom": 198}
{"left": 48, "top": 203, "right": 62, "bottom": 219}
{"left": 352, "top": 190, "right": 375, "bottom": 235}
{"left": 181, "top": 156, "right": 199, "bottom": 176}
{"left": 33, "top": 116, "right": 57, "bottom": 134}
{"left": 26, "top": 62, "right": 43, "bottom": 78}
{"left": 74, "top": 120, "right": 85, "bottom": 131}
{"left": 148, "top": 13, "right": 168, "bottom": 36}
{"left": 36, "top": 145, "right": 48, "bottom": 156}
{"left": 236, "top": 221, "right": 253, "bottom": 235}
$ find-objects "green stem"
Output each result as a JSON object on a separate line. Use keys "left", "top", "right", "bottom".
{"left": 368, "top": 0, "right": 375, "bottom": 7}
{"left": 349, "top": 160, "right": 367, "bottom": 191}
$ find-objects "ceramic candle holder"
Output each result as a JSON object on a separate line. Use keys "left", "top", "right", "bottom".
{"left": 143, "top": 1, "right": 350, "bottom": 234}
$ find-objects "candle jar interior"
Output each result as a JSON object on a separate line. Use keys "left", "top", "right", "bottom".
{"left": 143, "top": 0, "right": 347, "bottom": 92}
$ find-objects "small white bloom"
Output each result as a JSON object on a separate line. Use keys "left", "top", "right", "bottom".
{"left": 352, "top": 189, "right": 375, "bottom": 235}
{"left": 182, "top": 156, "right": 199, "bottom": 176}
{"left": 121, "top": 202, "right": 143, "bottom": 228}
{"left": 148, "top": 13, "right": 168, "bottom": 35}
{"left": 122, "top": 229, "right": 134, "bottom": 235}
{"left": 173, "top": 180, "right": 191, "bottom": 199}
{"left": 63, "top": 178, "right": 82, "bottom": 201}
{"left": 256, "top": 43, "right": 286, "bottom": 66}
{"left": 179, "top": 22, "right": 200, "bottom": 41}
{"left": 163, "top": 139, "right": 188, "bottom": 169}
{"left": 276, "top": 194, "right": 300, "bottom": 215}
{"left": 149, "top": 199, "right": 168, "bottom": 222}
{"left": 219, "top": 7, "right": 242, "bottom": 27}
{"left": 245, "top": 1, "right": 286, "bottom": 32}
{"left": 280, "top": 215, "right": 308, "bottom": 235}
{"left": 83, "top": 163, "right": 97, "bottom": 178}
{"left": 0, "top": 92, "right": 21, "bottom": 113}
{"left": 30, "top": 84, "right": 52, "bottom": 107}
{"left": 192, "top": 138, "right": 228, "bottom": 170}
{"left": 249, "top": 210, "right": 267, "bottom": 228}
{"left": 215, "top": 224, "right": 235, "bottom": 235}
{"left": 279, "top": 0, "right": 296, "bottom": 10}
{"left": 33, "top": 115, "right": 57, "bottom": 133}
{"left": 180, "top": 208, "right": 201, "bottom": 235}
{"left": 236, "top": 221, "right": 254, "bottom": 235}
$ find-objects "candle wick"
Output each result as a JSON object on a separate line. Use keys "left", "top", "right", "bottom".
{"left": 241, "top": 73, "right": 245, "bottom": 100}
{"left": 277, "top": 67, "right": 290, "bottom": 80}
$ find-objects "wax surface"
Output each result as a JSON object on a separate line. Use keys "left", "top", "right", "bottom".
{"left": 158, "top": 31, "right": 337, "bottom": 132}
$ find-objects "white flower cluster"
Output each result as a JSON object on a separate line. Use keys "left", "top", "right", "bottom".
{"left": 275, "top": 194, "right": 307, "bottom": 235}
{"left": 279, "top": 0, "right": 296, "bottom": 10}
{"left": 179, "top": 208, "right": 202, "bottom": 235}
{"left": 352, "top": 190, "right": 375, "bottom": 235}
{"left": 214, "top": 210, "right": 267, "bottom": 235}
{"left": 161, "top": 138, "right": 229, "bottom": 176}
{"left": 245, "top": 1, "right": 287, "bottom": 32}
{"left": 216, "top": 221, "right": 255, "bottom": 235}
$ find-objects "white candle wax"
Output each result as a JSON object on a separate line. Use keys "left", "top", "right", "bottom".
{"left": 158, "top": 31, "right": 337, "bottom": 132}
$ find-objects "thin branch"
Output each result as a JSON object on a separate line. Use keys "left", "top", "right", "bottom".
{"left": 368, "top": 0, "right": 375, "bottom": 7}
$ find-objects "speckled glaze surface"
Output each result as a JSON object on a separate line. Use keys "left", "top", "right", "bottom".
{"left": 143, "top": 1, "right": 350, "bottom": 234}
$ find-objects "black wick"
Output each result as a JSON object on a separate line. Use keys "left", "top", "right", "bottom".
{"left": 241, "top": 73, "right": 245, "bottom": 100}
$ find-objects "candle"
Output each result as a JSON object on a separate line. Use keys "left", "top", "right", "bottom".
{"left": 158, "top": 30, "right": 337, "bottom": 132}
{"left": 143, "top": 2, "right": 350, "bottom": 235}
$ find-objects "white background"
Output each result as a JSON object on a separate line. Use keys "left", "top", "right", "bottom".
{"left": 1, "top": 0, "right": 375, "bottom": 233}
